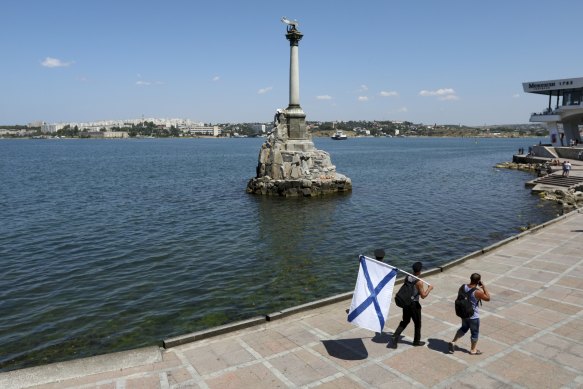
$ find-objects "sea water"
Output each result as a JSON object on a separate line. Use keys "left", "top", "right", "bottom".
{"left": 0, "top": 137, "right": 558, "bottom": 370}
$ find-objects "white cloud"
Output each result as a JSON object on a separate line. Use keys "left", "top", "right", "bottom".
{"left": 358, "top": 96, "right": 369, "bottom": 102}
{"left": 41, "top": 57, "right": 72, "bottom": 68}
{"left": 512, "top": 93, "right": 520, "bottom": 98}
{"left": 379, "top": 90, "right": 398, "bottom": 97}
{"left": 316, "top": 95, "right": 332, "bottom": 100}
{"left": 419, "top": 88, "right": 458, "bottom": 100}
{"left": 212, "top": 75, "right": 220, "bottom": 81}
{"left": 358, "top": 84, "right": 368, "bottom": 92}
{"left": 136, "top": 79, "right": 164, "bottom": 86}
{"left": 397, "top": 107, "right": 408, "bottom": 112}
{"left": 440, "top": 94, "right": 459, "bottom": 101}
{"left": 258, "top": 86, "right": 273, "bottom": 94}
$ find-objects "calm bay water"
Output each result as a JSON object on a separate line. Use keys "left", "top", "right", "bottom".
{"left": 0, "top": 137, "right": 558, "bottom": 371}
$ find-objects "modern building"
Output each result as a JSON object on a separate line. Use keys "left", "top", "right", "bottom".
{"left": 183, "top": 126, "right": 222, "bottom": 137}
{"left": 80, "top": 131, "right": 129, "bottom": 138}
{"left": 41, "top": 123, "right": 65, "bottom": 133}
{"left": 523, "top": 77, "right": 583, "bottom": 148}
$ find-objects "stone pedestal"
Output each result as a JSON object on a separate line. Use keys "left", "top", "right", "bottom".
{"left": 286, "top": 108, "right": 308, "bottom": 140}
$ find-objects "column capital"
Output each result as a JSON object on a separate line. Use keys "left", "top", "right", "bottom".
{"left": 285, "top": 28, "right": 303, "bottom": 46}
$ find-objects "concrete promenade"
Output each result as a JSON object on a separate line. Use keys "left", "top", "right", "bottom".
{"left": 2, "top": 210, "right": 583, "bottom": 388}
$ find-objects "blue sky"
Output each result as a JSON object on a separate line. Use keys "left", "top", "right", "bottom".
{"left": 3, "top": 0, "right": 583, "bottom": 126}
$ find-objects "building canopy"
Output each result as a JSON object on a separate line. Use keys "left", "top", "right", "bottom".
{"left": 523, "top": 77, "right": 583, "bottom": 95}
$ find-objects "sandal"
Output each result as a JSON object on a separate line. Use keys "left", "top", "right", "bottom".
{"left": 448, "top": 342, "right": 455, "bottom": 354}
{"left": 470, "top": 350, "right": 483, "bottom": 355}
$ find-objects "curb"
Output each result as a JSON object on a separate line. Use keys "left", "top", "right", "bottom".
{"left": 163, "top": 316, "right": 266, "bottom": 348}
{"left": 0, "top": 346, "right": 162, "bottom": 389}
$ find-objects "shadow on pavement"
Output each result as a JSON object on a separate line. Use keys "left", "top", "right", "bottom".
{"left": 322, "top": 339, "right": 368, "bottom": 360}
{"left": 371, "top": 332, "right": 391, "bottom": 344}
{"left": 427, "top": 338, "right": 453, "bottom": 354}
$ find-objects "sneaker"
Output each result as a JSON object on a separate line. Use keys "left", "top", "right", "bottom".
{"left": 412, "top": 341, "right": 426, "bottom": 347}
{"left": 448, "top": 342, "right": 455, "bottom": 354}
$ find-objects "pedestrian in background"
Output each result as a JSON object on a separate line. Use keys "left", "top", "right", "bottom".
{"left": 449, "top": 273, "right": 490, "bottom": 355}
{"left": 565, "top": 160, "right": 572, "bottom": 177}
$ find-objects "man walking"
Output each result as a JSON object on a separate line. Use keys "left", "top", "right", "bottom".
{"left": 392, "top": 261, "right": 433, "bottom": 347}
{"left": 565, "top": 160, "right": 572, "bottom": 177}
{"left": 449, "top": 273, "right": 491, "bottom": 355}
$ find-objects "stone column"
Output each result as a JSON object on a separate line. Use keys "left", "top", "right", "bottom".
{"left": 285, "top": 25, "right": 307, "bottom": 140}
{"left": 287, "top": 28, "right": 302, "bottom": 108}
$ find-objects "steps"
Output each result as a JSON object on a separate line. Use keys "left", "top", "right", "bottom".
{"left": 533, "top": 174, "right": 583, "bottom": 187}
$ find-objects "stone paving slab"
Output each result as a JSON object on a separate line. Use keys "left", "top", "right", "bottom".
{"left": 2, "top": 210, "right": 583, "bottom": 388}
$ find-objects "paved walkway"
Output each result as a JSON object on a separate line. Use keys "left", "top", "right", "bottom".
{"left": 2, "top": 211, "right": 583, "bottom": 388}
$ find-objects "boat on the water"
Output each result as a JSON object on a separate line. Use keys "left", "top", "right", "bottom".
{"left": 331, "top": 130, "right": 347, "bottom": 140}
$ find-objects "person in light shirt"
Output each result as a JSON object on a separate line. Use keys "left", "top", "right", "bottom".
{"left": 449, "top": 273, "right": 491, "bottom": 355}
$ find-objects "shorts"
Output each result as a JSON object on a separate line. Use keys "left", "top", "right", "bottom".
{"left": 458, "top": 318, "right": 480, "bottom": 342}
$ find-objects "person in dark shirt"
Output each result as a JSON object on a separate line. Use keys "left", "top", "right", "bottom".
{"left": 392, "top": 262, "right": 433, "bottom": 348}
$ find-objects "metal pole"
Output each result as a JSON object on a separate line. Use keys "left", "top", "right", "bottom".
{"left": 360, "top": 255, "right": 432, "bottom": 286}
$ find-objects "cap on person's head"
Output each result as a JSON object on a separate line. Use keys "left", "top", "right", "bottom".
{"left": 374, "top": 248, "right": 385, "bottom": 259}
{"left": 412, "top": 261, "right": 423, "bottom": 273}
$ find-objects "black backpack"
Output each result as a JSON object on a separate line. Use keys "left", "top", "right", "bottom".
{"left": 454, "top": 285, "right": 477, "bottom": 318}
{"left": 395, "top": 278, "right": 416, "bottom": 308}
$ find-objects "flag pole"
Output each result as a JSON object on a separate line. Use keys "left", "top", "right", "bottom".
{"left": 360, "top": 255, "right": 397, "bottom": 270}
{"left": 360, "top": 255, "right": 432, "bottom": 287}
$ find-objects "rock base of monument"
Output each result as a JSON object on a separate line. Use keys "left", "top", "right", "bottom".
{"left": 246, "top": 174, "right": 352, "bottom": 197}
{"left": 246, "top": 115, "right": 352, "bottom": 197}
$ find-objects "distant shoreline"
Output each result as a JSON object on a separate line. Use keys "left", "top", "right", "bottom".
{"left": 0, "top": 134, "right": 545, "bottom": 140}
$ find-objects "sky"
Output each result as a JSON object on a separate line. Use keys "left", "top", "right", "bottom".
{"left": 3, "top": 0, "right": 583, "bottom": 126}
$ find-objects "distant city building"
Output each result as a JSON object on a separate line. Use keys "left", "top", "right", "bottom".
{"left": 41, "top": 123, "right": 65, "bottom": 133}
{"left": 183, "top": 126, "right": 222, "bottom": 136}
{"left": 80, "top": 131, "right": 129, "bottom": 138}
{"left": 250, "top": 123, "right": 267, "bottom": 134}
{"left": 0, "top": 129, "right": 35, "bottom": 137}
{"left": 41, "top": 118, "right": 206, "bottom": 133}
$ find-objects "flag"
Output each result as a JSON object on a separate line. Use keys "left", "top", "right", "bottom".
{"left": 347, "top": 255, "right": 398, "bottom": 333}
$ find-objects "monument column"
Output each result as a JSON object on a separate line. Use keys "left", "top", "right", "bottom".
{"left": 283, "top": 19, "right": 307, "bottom": 140}
{"left": 287, "top": 27, "right": 301, "bottom": 108}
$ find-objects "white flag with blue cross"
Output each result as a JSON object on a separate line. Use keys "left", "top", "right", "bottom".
{"left": 347, "top": 255, "right": 398, "bottom": 333}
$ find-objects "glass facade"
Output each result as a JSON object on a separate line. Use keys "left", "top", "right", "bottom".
{"left": 562, "top": 90, "right": 582, "bottom": 106}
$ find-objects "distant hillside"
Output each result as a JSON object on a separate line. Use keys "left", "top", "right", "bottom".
{"left": 307, "top": 121, "right": 546, "bottom": 138}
